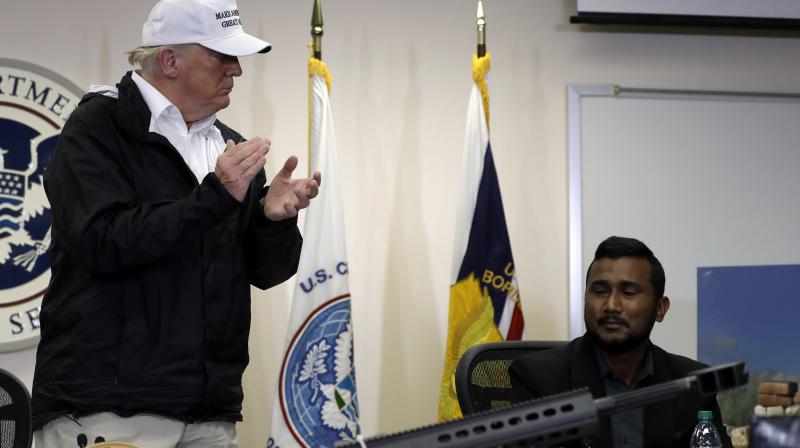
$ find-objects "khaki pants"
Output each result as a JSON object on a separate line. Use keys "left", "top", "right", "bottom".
{"left": 33, "top": 412, "right": 237, "bottom": 448}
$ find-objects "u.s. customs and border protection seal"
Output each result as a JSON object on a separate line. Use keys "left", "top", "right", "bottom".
{"left": 0, "top": 58, "right": 82, "bottom": 352}
{"left": 278, "top": 294, "right": 360, "bottom": 447}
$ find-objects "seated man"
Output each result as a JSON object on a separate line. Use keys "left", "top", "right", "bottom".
{"left": 510, "top": 236, "right": 732, "bottom": 448}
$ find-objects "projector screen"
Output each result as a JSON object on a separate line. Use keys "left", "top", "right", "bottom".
{"left": 577, "top": 0, "right": 800, "bottom": 20}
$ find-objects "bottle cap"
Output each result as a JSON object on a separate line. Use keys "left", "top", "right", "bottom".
{"left": 697, "top": 410, "right": 714, "bottom": 420}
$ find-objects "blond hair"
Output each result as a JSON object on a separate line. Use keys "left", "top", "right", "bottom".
{"left": 126, "top": 45, "right": 190, "bottom": 75}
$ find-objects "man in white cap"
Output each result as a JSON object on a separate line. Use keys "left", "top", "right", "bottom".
{"left": 31, "top": 1, "right": 319, "bottom": 446}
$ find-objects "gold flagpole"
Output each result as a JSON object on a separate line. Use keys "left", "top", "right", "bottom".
{"left": 308, "top": 0, "right": 324, "bottom": 175}
{"left": 311, "top": 0, "right": 324, "bottom": 60}
{"left": 476, "top": 0, "right": 486, "bottom": 58}
{"left": 473, "top": 0, "right": 491, "bottom": 131}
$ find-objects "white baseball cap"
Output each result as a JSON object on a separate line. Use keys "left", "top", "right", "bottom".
{"left": 142, "top": 0, "right": 271, "bottom": 56}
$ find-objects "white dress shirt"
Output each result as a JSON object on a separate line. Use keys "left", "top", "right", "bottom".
{"left": 130, "top": 71, "right": 227, "bottom": 184}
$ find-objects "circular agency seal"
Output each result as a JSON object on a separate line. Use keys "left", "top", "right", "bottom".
{"left": 278, "top": 294, "right": 360, "bottom": 447}
{"left": 0, "top": 58, "right": 82, "bottom": 352}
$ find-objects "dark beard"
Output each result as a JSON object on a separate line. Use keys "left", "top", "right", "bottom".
{"left": 585, "top": 312, "right": 657, "bottom": 354}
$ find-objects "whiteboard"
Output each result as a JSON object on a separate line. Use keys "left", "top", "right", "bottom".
{"left": 568, "top": 84, "right": 800, "bottom": 358}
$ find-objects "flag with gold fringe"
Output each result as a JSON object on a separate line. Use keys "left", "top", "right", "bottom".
{"left": 438, "top": 52, "right": 527, "bottom": 421}
{"left": 268, "top": 53, "right": 360, "bottom": 448}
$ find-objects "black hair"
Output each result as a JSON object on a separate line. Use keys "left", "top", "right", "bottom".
{"left": 586, "top": 236, "right": 665, "bottom": 299}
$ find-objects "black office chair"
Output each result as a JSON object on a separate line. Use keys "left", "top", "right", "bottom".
{"left": 0, "top": 368, "right": 32, "bottom": 448}
{"left": 455, "top": 340, "right": 566, "bottom": 415}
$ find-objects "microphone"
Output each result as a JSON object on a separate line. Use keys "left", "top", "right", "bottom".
{"left": 77, "top": 433, "right": 88, "bottom": 448}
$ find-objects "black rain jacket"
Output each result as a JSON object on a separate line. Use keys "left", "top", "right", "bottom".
{"left": 31, "top": 72, "right": 302, "bottom": 430}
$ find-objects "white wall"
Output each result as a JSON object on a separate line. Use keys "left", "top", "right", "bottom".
{"left": 2, "top": 0, "right": 800, "bottom": 446}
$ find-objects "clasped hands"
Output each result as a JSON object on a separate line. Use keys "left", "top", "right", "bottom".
{"left": 214, "top": 137, "right": 321, "bottom": 220}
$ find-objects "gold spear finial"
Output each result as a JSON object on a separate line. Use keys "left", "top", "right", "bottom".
{"left": 311, "top": 0, "right": 324, "bottom": 60}
{"left": 476, "top": 0, "right": 486, "bottom": 58}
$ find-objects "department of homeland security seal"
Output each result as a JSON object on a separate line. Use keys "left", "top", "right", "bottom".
{"left": 279, "top": 294, "right": 360, "bottom": 447}
{"left": 0, "top": 58, "right": 82, "bottom": 352}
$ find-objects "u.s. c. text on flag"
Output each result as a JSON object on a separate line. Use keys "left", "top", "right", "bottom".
{"left": 268, "top": 56, "right": 360, "bottom": 448}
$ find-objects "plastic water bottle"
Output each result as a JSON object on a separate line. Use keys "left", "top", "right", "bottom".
{"left": 689, "top": 410, "right": 722, "bottom": 448}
